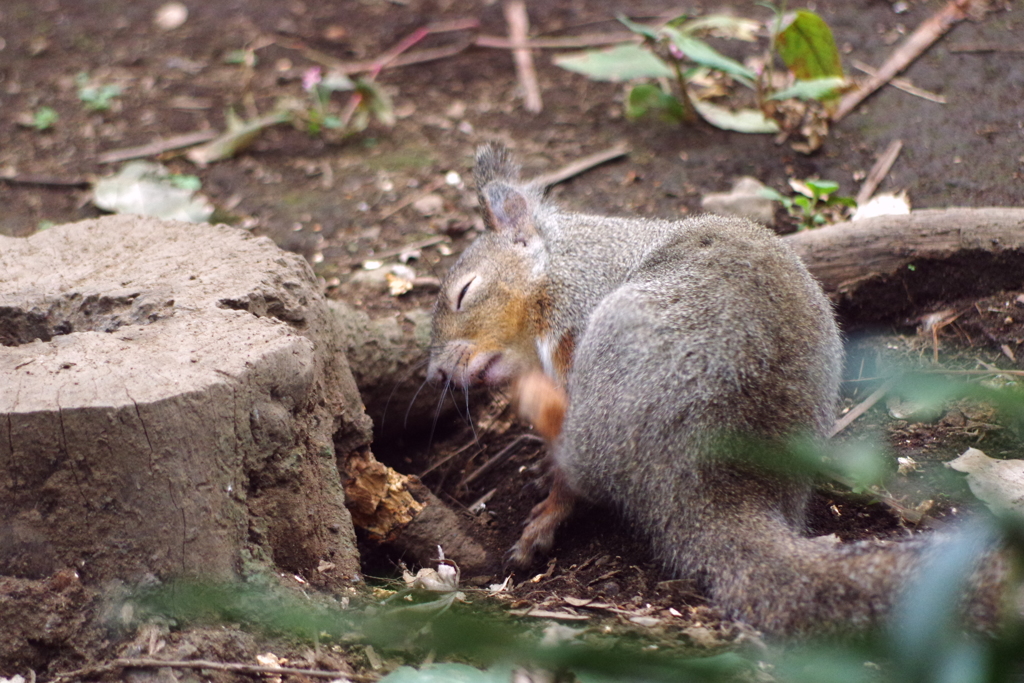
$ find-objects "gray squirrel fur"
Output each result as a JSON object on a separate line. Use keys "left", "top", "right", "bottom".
{"left": 428, "top": 143, "right": 1004, "bottom": 636}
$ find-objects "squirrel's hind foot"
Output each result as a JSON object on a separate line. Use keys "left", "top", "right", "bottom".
{"left": 506, "top": 468, "right": 576, "bottom": 568}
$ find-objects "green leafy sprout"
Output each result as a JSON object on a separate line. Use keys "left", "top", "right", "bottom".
{"left": 30, "top": 106, "right": 59, "bottom": 131}
{"left": 76, "top": 72, "right": 122, "bottom": 111}
{"left": 552, "top": 6, "right": 846, "bottom": 137}
{"left": 298, "top": 67, "right": 394, "bottom": 137}
{"left": 761, "top": 177, "right": 856, "bottom": 229}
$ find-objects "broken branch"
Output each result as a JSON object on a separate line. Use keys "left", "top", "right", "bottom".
{"left": 504, "top": 0, "right": 543, "bottom": 113}
{"left": 834, "top": 0, "right": 991, "bottom": 121}
{"left": 528, "top": 142, "right": 631, "bottom": 189}
{"left": 855, "top": 139, "right": 903, "bottom": 206}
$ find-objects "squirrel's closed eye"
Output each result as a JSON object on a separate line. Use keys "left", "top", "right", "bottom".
{"left": 455, "top": 276, "right": 478, "bottom": 310}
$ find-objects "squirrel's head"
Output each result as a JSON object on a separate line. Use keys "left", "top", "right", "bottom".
{"left": 428, "top": 150, "right": 548, "bottom": 389}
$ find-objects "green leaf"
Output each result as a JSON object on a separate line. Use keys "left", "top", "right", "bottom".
{"left": 626, "top": 84, "right": 687, "bottom": 122}
{"left": 691, "top": 99, "right": 780, "bottom": 133}
{"left": 758, "top": 186, "right": 790, "bottom": 207}
{"left": 169, "top": 174, "right": 202, "bottom": 191}
{"left": 615, "top": 14, "right": 660, "bottom": 41}
{"left": 662, "top": 27, "right": 757, "bottom": 83}
{"left": 769, "top": 76, "right": 846, "bottom": 101}
{"left": 356, "top": 79, "right": 396, "bottom": 126}
{"left": 775, "top": 11, "right": 844, "bottom": 80}
{"left": 805, "top": 179, "right": 839, "bottom": 197}
{"left": 554, "top": 44, "right": 673, "bottom": 81}
{"left": 32, "top": 106, "right": 58, "bottom": 130}
{"left": 832, "top": 196, "right": 858, "bottom": 208}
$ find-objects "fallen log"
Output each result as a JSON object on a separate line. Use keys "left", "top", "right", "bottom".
{"left": 784, "top": 207, "right": 1024, "bottom": 324}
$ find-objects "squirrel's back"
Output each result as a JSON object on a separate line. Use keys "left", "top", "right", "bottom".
{"left": 429, "top": 143, "right": 1006, "bottom": 636}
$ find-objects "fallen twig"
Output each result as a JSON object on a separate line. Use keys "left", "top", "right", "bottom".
{"left": 462, "top": 433, "right": 542, "bottom": 486}
{"left": 504, "top": 0, "right": 544, "bottom": 113}
{"left": 850, "top": 59, "right": 947, "bottom": 104}
{"left": 97, "top": 129, "right": 220, "bottom": 164}
{"left": 829, "top": 472, "right": 936, "bottom": 527}
{"left": 949, "top": 42, "right": 1024, "bottom": 53}
{"left": 528, "top": 142, "right": 631, "bottom": 189}
{"left": 340, "top": 20, "right": 478, "bottom": 128}
{"left": 829, "top": 376, "right": 899, "bottom": 438}
{"left": 834, "top": 0, "right": 991, "bottom": 121}
{"left": 855, "top": 139, "right": 903, "bottom": 206}
{"left": 378, "top": 177, "right": 447, "bottom": 221}
{"left": 476, "top": 31, "right": 637, "bottom": 49}
{"left": 53, "top": 658, "right": 377, "bottom": 682}
{"left": 303, "top": 42, "right": 472, "bottom": 75}
{"left": 0, "top": 173, "right": 90, "bottom": 188}
{"left": 351, "top": 234, "right": 450, "bottom": 268}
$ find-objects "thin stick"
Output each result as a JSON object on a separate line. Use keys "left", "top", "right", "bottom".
{"left": 304, "top": 42, "right": 471, "bottom": 75}
{"left": 462, "top": 433, "right": 542, "bottom": 486}
{"left": 829, "top": 376, "right": 899, "bottom": 438}
{"left": 377, "top": 177, "right": 447, "bottom": 221}
{"left": 476, "top": 31, "right": 637, "bottom": 49}
{"left": 339, "top": 21, "right": 474, "bottom": 128}
{"left": 351, "top": 235, "right": 450, "bottom": 267}
{"left": 828, "top": 472, "right": 937, "bottom": 527}
{"left": 467, "top": 487, "right": 498, "bottom": 512}
{"left": 504, "top": 0, "right": 543, "bottom": 113}
{"left": 53, "top": 658, "right": 377, "bottom": 682}
{"left": 528, "top": 142, "right": 631, "bottom": 189}
{"left": 855, "top": 139, "right": 903, "bottom": 206}
{"left": 97, "top": 129, "right": 220, "bottom": 164}
{"left": 850, "top": 60, "right": 947, "bottom": 104}
{"left": 420, "top": 439, "right": 482, "bottom": 478}
{"left": 0, "top": 174, "right": 90, "bottom": 188}
{"left": 833, "top": 0, "right": 990, "bottom": 122}
{"left": 949, "top": 42, "right": 1024, "bottom": 53}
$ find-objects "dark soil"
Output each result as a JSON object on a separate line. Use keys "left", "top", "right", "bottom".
{"left": 2, "top": 0, "right": 1024, "bottom": 680}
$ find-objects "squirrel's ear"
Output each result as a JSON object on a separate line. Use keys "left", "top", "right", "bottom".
{"left": 481, "top": 182, "right": 538, "bottom": 244}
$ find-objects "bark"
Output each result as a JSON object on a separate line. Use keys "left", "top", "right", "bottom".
{"left": 0, "top": 216, "right": 370, "bottom": 588}
{"left": 784, "top": 207, "right": 1024, "bottom": 324}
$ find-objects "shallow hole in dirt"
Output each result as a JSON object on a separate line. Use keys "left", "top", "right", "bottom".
{"left": 0, "top": 291, "right": 175, "bottom": 347}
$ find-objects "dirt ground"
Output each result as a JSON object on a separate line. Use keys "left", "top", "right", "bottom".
{"left": 2, "top": 0, "right": 1024, "bottom": 680}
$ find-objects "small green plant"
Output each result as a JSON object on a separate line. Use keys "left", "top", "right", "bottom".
{"left": 30, "top": 106, "right": 59, "bottom": 131}
{"left": 297, "top": 66, "right": 394, "bottom": 137}
{"left": 552, "top": 6, "right": 846, "bottom": 147}
{"left": 223, "top": 48, "right": 257, "bottom": 67}
{"left": 76, "top": 72, "right": 122, "bottom": 111}
{"left": 300, "top": 67, "right": 346, "bottom": 135}
{"left": 168, "top": 173, "right": 202, "bottom": 191}
{"left": 760, "top": 178, "right": 856, "bottom": 228}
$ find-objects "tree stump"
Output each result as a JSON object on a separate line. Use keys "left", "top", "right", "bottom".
{"left": 0, "top": 216, "right": 372, "bottom": 588}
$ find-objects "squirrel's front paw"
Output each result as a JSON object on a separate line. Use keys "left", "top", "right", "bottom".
{"left": 515, "top": 370, "right": 567, "bottom": 441}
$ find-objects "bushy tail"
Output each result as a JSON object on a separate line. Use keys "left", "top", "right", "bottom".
{"left": 682, "top": 515, "right": 1006, "bottom": 636}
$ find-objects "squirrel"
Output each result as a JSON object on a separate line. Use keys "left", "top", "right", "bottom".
{"left": 427, "top": 143, "right": 1005, "bottom": 636}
